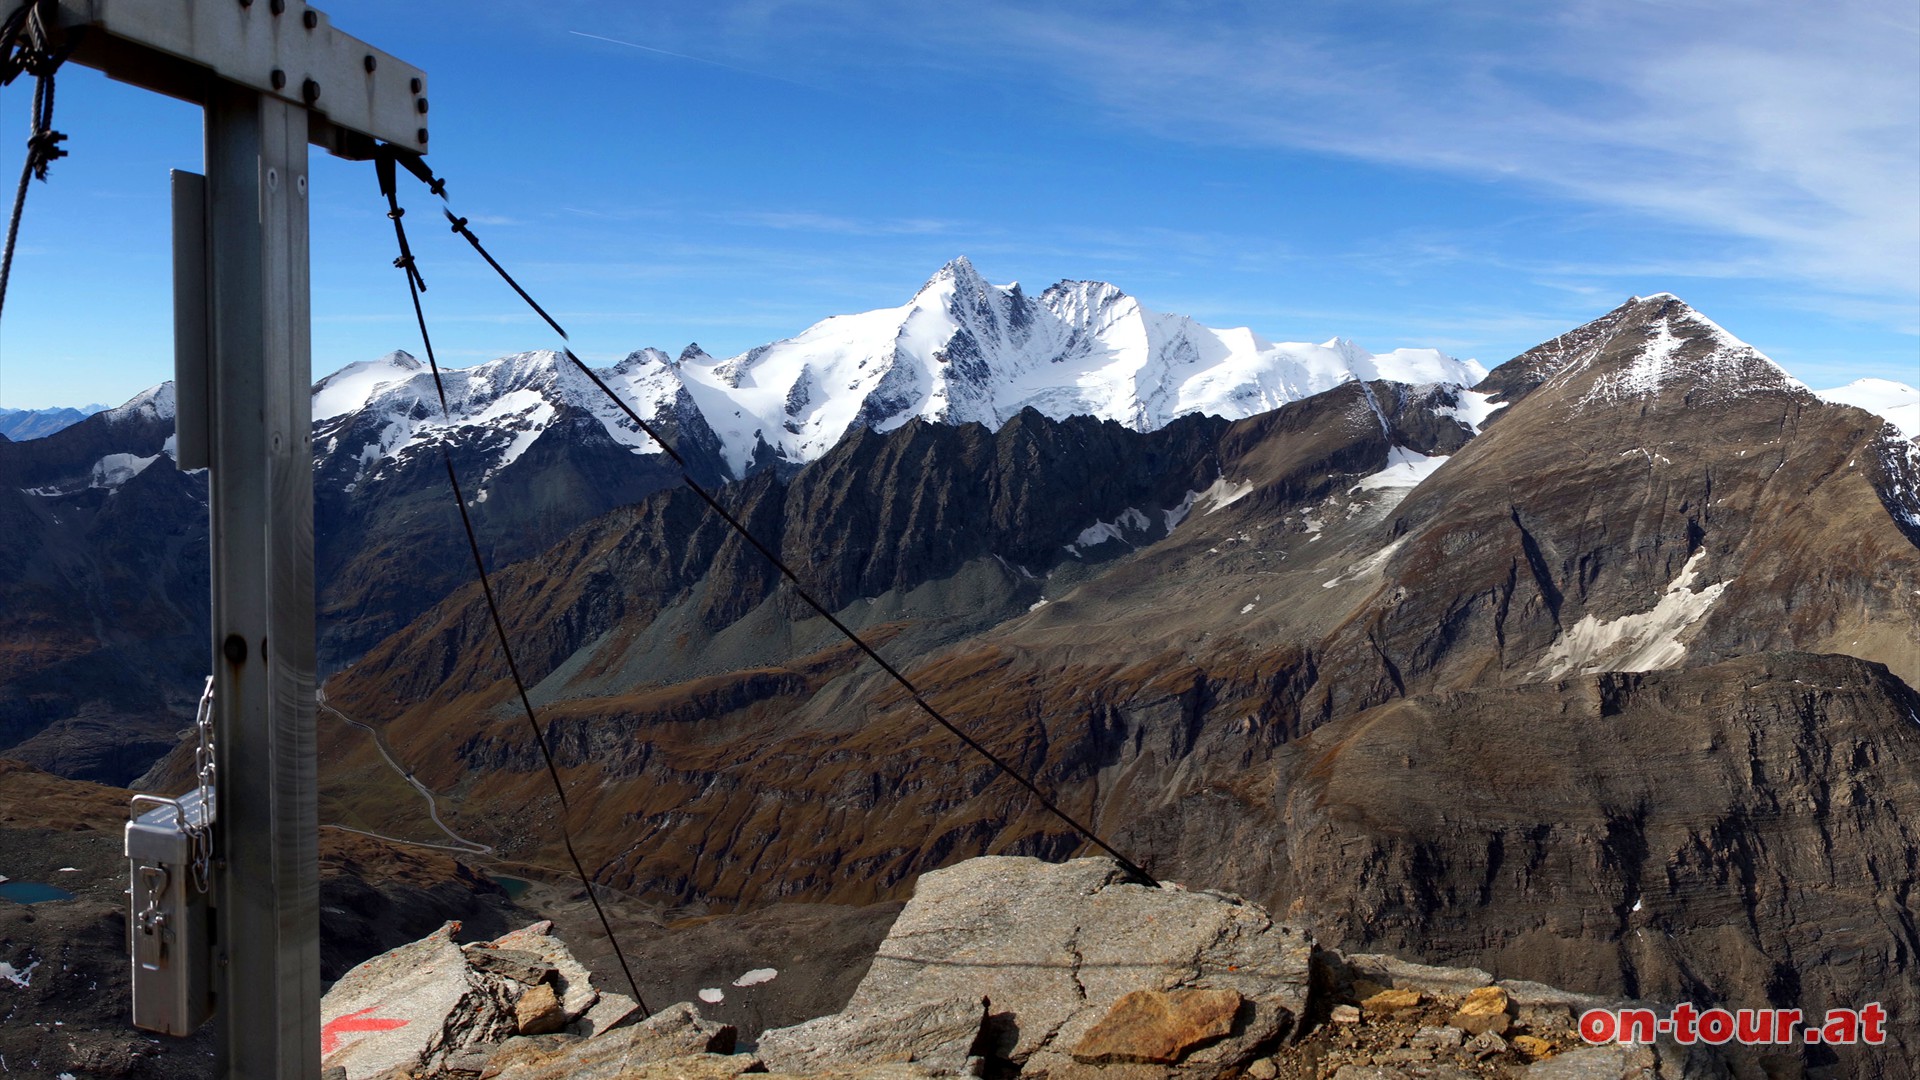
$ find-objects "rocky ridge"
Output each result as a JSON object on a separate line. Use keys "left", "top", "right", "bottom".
{"left": 319, "top": 857, "right": 1749, "bottom": 1080}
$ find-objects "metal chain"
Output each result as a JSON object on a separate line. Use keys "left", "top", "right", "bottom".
{"left": 189, "top": 675, "right": 216, "bottom": 893}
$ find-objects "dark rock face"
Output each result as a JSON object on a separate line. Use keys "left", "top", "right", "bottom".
{"left": 1281, "top": 293, "right": 1920, "bottom": 738}
{"left": 316, "top": 830, "right": 521, "bottom": 984}
{"left": 332, "top": 407, "right": 1234, "bottom": 714}
{"left": 313, "top": 397, "right": 722, "bottom": 672}
{"left": 0, "top": 413, "right": 208, "bottom": 785}
{"left": 1266, "top": 653, "right": 1920, "bottom": 1078}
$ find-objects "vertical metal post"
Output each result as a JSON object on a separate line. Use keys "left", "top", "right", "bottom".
{"left": 204, "top": 84, "right": 319, "bottom": 1080}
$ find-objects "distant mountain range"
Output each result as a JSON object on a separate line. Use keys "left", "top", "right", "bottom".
{"left": 302, "top": 259, "right": 1483, "bottom": 666}
{"left": 5, "top": 261, "right": 1503, "bottom": 779}
{"left": 0, "top": 402, "right": 109, "bottom": 442}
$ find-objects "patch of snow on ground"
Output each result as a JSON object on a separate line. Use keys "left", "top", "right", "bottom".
{"left": 1438, "top": 389, "right": 1502, "bottom": 433}
{"left": 1355, "top": 446, "right": 1447, "bottom": 491}
{"left": 1162, "top": 489, "right": 1200, "bottom": 532}
{"left": 733, "top": 968, "right": 777, "bottom": 987}
{"left": 0, "top": 960, "right": 36, "bottom": 987}
{"left": 1607, "top": 317, "right": 1684, "bottom": 399}
{"left": 1815, "top": 378, "right": 1919, "bottom": 441}
{"left": 1618, "top": 447, "right": 1674, "bottom": 466}
{"left": 1065, "top": 508, "right": 1150, "bottom": 555}
{"left": 1534, "top": 550, "right": 1729, "bottom": 678}
{"left": 472, "top": 388, "right": 554, "bottom": 474}
{"left": 91, "top": 452, "right": 160, "bottom": 489}
{"left": 992, "top": 554, "right": 1036, "bottom": 580}
{"left": 1200, "top": 476, "right": 1254, "bottom": 514}
{"left": 1074, "top": 508, "right": 1148, "bottom": 547}
{"left": 1321, "top": 537, "right": 1407, "bottom": 589}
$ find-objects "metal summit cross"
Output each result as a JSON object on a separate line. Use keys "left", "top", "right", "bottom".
{"left": 33, "top": 1, "right": 427, "bottom": 1075}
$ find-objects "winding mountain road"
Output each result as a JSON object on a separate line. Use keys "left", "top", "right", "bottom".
{"left": 317, "top": 688, "right": 493, "bottom": 857}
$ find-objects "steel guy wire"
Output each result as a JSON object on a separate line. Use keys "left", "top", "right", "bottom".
{"left": 0, "top": 0, "right": 76, "bottom": 323}
{"left": 375, "top": 145, "right": 1159, "bottom": 889}
{"left": 374, "top": 151, "right": 652, "bottom": 1018}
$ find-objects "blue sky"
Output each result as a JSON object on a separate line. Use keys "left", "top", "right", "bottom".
{"left": 0, "top": 0, "right": 1914, "bottom": 409}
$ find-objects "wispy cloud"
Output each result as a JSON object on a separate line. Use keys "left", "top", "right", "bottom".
{"left": 568, "top": 1, "right": 1916, "bottom": 325}
{"left": 934, "top": 0, "right": 1917, "bottom": 308}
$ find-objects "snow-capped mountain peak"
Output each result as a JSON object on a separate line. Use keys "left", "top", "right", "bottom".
{"left": 311, "top": 346, "right": 705, "bottom": 501}
{"left": 919, "top": 254, "right": 982, "bottom": 291}
{"left": 1542, "top": 295, "right": 1806, "bottom": 406}
{"left": 614, "top": 348, "right": 672, "bottom": 375}
{"left": 312, "top": 350, "right": 429, "bottom": 422}
{"left": 311, "top": 260, "right": 1491, "bottom": 485}
{"left": 103, "top": 382, "right": 177, "bottom": 425}
{"left": 1815, "top": 377, "right": 1919, "bottom": 441}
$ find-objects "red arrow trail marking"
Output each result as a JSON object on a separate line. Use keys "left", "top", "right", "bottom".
{"left": 321, "top": 1005, "right": 410, "bottom": 1055}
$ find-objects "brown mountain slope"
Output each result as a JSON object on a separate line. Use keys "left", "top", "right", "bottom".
{"left": 1308, "top": 293, "right": 1920, "bottom": 702}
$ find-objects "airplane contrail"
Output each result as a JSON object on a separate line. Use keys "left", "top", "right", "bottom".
{"left": 567, "top": 30, "right": 827, "bottom": 92}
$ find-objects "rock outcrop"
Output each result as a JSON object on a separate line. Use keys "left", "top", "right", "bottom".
{"left": 757, "top": 856, "right": 1312, "bottom": 1079}
{"left": 319, "top": 919, "right": 649, "bottom": 1079}
{"left": 333, "top": 857, "right": 1753, "bottom": 1080}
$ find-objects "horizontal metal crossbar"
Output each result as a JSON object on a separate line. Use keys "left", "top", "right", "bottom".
{"left": 51, "top": 0, "right": 426, "bottom": 158}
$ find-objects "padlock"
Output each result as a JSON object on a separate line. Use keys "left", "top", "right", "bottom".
{"left": 125, "top": 790, "right": 215, "bottom": 1035}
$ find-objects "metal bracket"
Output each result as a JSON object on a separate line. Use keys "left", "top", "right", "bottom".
{"left": 50, "top": 0, "right": 427, "bottom": 159}
{"left": 172, "top": 168, "right": 210, "bottom": 470}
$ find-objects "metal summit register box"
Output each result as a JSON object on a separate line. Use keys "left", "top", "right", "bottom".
{"left": 125, "top": 790, "right": 216, "bottom": 1036}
